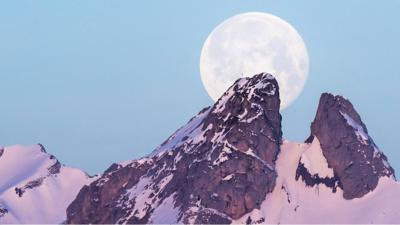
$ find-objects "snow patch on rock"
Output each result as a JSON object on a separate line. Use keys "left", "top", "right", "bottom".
{"left": 340, "top": 111, "right": 369, "bottom": 145}
{"left": 300, "top": 138, "right": 334, "bottom": 178}
{"left": 149, "top": 193, "right": 179, "bottom": 224}
{"left": 150, "top": 107, "right": 211, "bottom": 157}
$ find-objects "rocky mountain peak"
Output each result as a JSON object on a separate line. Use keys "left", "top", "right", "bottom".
{"left": 67, "top": 73, "right": 283, "bottom": 224}
{"left": 3, "top": 73, "right": 400, "bottom": 224}
{"left": 203, "top": 72, "right": 282, "bottom": 165}
{"left": 306, "top": 92, "right": 395, "bottom": 199}
{"left": 65, "top": 76, "right": 399, "bottom": 224}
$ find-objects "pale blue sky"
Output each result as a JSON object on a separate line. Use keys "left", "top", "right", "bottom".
{"left": 1, "top": 1, "right": 399, "bottom": 174}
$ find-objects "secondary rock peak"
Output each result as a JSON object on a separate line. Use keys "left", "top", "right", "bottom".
{"left": 309, "top": 92, "right": 395, "bottom": 199}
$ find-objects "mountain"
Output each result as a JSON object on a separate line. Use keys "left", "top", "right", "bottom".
{"left": 0, "top": 144, "right": 94, "bottom": 223}
{"left": 62, "top": 73, "right": 399, "bottom": 224}
{"left": 66, "top": 73, "right": 282, "bottom": 224}
{"left": 0, "top": 73, "right": 398, "bottom": 224}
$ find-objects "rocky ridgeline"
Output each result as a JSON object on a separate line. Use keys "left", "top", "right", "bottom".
{"left": 297, "top": 93, "right": 394, "bottom": 199}
{"left": 65, "top": 73, "right": 395, "bottom": 224}
{"left": 67, "top": 73, "right": 283, "bottom": 224}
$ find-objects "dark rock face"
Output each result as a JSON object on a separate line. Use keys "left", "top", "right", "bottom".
{"left": 0, "top": 206, "right": 7, "bottom": 218}
{"left": 307, "top": 93, "right": 394, "bottom": 199}
{"left": 203, "top": 73, "right": 282, "bottom": 166}
{"left": 15, "top": 178, "right": 44, "bottom": 197}
{"left": 38, "top": 143, "right": 47, "bottom": 153}
{"left": 67, "top": 161, "right": 154, "bottom": 224}
{"left": 66, "top": 73, "right": 282, "bottom": 224}
{"left": 47, "top": 160, "right": 61, "bottom": 175}
{"left": 296, "top": 162, "right": 342, "bottom": 193}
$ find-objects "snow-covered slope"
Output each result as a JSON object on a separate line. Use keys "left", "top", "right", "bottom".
{"left": 234, "top": 139, "right": 400, "bottom": 224}
{"left": 0, "top": 144, "right": 94, "bottom": 223}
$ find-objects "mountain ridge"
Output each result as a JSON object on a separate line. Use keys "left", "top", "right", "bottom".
{"left": 0, "top": 73, "right": 398, "bottom": 224}
{"left": 0, "top": 144, "right": 94, "bottom": 223}
{"left": 67, "top": 73, "right": 284, "bottom": 224}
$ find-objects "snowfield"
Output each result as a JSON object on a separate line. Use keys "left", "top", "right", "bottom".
{"left": 0, "top": 144, "right": 94, "bottom": 224}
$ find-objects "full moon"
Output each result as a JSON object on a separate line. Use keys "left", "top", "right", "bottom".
{"left": 200, "top": 12, "right": 309, "bottom": 110}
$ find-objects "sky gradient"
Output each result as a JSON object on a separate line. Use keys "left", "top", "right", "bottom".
{"left": 1, "top": 1, "right": 399, "bottom": 174}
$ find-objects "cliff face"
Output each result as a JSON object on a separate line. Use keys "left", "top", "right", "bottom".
{"left": 67, "top": 73, "right": 283, "bottom": 224}
{"left": 304, "top": 93, "right": 394, "bottom": 199}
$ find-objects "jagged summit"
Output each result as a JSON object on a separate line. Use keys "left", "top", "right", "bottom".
{"left": 212, "top": 72, "right": 279, "bottom": 112}
{"left": 2, "top": 73, "right": 399, "bottom": 224}
{"left": 304, "top": 92, "right": 395, "bottom": 199}
{"left": 150, "top": 72, "right": 282, "bottom": 165}
{"left": 67, "top": 73, "right": 283, "bottom": 224}
{"left": 203, "top": 72, "right": 282, "bottom": 165}
{"left": 66, "top": 73, "right": 399, "bottom": 224}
